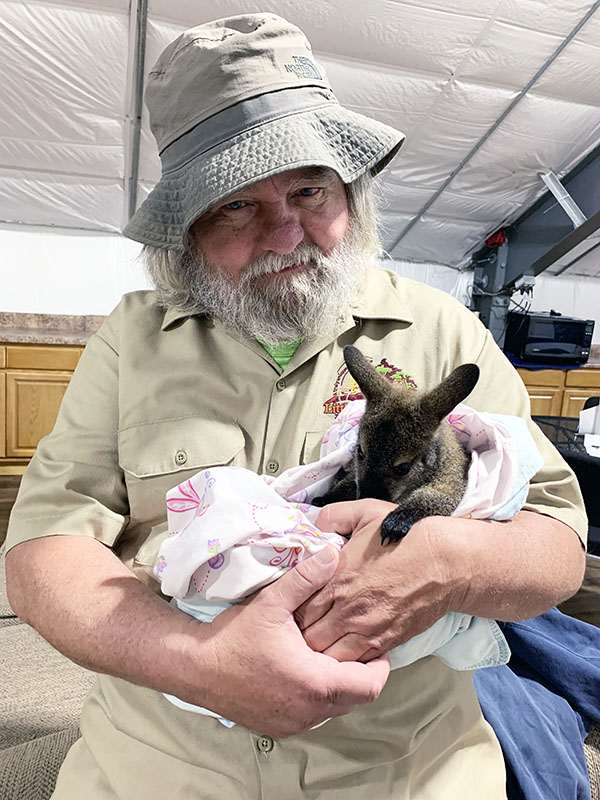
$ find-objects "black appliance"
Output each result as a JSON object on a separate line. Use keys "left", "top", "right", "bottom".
{"left": 503, "top": 310, "right": 594, "bottom": 366}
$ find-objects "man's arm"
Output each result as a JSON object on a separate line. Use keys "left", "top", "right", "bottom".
{"left": 6, "top": 534, "right": 390, "bottom": 736}
{"left": 296, "top": 500, "right": 585, "bottom": 662}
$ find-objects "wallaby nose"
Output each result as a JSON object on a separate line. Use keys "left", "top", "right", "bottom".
{"left": 357, "top": 480, "right": 388, "bottom": 502}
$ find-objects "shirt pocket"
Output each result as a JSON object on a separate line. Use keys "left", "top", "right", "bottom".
{"left": 117, "top": 417, "right": 245, "bottom": 576}
{"left": 118, "top": 416, "right": 245, "bottom": 479}
{"left": 300, "top": 429, "right": 329, "bottom": 465}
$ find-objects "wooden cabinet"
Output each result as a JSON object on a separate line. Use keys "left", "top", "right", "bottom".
{"left": 517, "top": 365, "right": 600, "bottom": 417}
{"left": 565, "top": 369, "right": 600, "bottom": 390}
{"left": 0, "top": 369, "right": 5, "bottom": 459}
{"left": 516, "top": 368, "right": 564, "bottom": 416}
{"left": 6, "top": 345, "right": 81, "bottom": 372}
{"left": 6, "top": 371, "right": 74, "bottom": 457}
{"left": 0, "top": 343, "right": 83, "bottom": 473}
{"left": 562, "top": 389, "right": 600, "bottom": 418}
{"left": 524, "top": 386, "right": 563, "bottom": 416}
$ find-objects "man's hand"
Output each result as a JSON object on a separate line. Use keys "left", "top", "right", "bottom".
{"left": 295, "top": 501, "right": 586, "bottom": 664}
{"left": 295, "top": 500, "right": 468, "bottom": 662}
{"left": 7, "top": 536, "right": 389, "bottom": 741}
{"left": 200, "top": 544, "right": 391, "bottom": 737}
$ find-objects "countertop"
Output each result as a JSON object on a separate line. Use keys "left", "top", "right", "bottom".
{"left": 0, "top": 313, "right": 105, "bottom": 346}
{"left": 1, "top": 313, "right": 600, "bottom": 365}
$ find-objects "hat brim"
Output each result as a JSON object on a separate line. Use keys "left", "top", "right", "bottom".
{"left": 123, "top": 104, "right": 405, "bottom": 249}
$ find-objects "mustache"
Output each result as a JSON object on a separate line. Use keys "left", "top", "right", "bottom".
{"left": 240, "top": 243, "right": 326, "bottom": 280}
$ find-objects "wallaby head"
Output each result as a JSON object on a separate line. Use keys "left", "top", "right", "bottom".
{"left": 343, "top": 345, "right": 479, "bottom": 503}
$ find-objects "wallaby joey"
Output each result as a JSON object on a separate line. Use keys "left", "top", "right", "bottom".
{"left": 314, "top": 346, "right": 480, "bottom": 545}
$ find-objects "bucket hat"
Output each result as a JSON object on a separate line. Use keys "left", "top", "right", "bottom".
{"left": 123, "top": 13, "right": 405, "bottom": 249}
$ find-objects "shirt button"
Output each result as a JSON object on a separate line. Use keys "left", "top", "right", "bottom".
{"left": 174, "top": 450, "right": 188, "bottom": 466}
{"left": 266, "top": 460, "right": 279, "bottom": 474}
{"left": 276, "top": 378, "right": 286, "bottom": 391}
{"left": 257, "top": 735, "right": 274, "bottom": 753}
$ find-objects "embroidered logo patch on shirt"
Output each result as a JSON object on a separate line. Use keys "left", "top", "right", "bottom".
{"left": 323, "top": 357, "right": 417, "bottom": 415}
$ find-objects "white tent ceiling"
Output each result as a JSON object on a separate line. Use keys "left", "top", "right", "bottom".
{"left": 1, "top": 0, "right": 599, "bottom": 275}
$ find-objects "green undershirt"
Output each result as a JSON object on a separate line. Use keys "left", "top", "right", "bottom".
{"left": 257, "top": 339, "right": 302, "bottom": 371}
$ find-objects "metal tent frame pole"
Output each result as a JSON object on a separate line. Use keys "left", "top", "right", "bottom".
{"left": 125, "top": 0, "right": 149, "bottom": 225}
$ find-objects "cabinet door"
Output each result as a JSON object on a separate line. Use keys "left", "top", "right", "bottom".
{"left": 6, "top": 371, "right": 73, "bottom": 457}
{"left": 561, "top": 389, "right": 600, "bottom": 419}
{"left": 525, "top": 387, "right": 563, "bottom": 416}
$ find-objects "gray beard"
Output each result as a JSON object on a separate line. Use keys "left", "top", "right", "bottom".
{"left": 177, "top": 234, "right": 375, "bottom": 345}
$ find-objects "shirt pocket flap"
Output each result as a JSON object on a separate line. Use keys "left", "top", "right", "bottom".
{"left": 301, "top": 429, "right": 329, "bottom": 465}
{"left": 118, "top": 417, "right": 245, "bottom": 478}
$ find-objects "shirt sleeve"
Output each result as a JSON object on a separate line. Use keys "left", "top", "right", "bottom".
{"left": 5, "top": 324, "right": 129, "bottom": 553}
{"left": 469, "top": 327, "right": 588, "bottom": 545}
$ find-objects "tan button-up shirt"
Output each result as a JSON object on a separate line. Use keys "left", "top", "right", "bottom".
{"left": 7, "top": 268, "right": 587, "bottom": 580}
{"left": 7, "top": 268, "right": 587, "bottom": 800}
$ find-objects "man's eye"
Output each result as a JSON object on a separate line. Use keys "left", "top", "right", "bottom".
{"left": 298, "top": 187, "right": 319, "bottom": 197}
{"left": 393, "top": 462, "right": 411, "bottom": 477}
{"left": 223, "top": 200, "right": 245, "bottom": 210}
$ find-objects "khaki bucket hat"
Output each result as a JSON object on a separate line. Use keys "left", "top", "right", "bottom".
{"left": 123, "top": 13, "right": 405, "bottom": 249}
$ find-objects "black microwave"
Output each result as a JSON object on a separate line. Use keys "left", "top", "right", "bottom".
{"left": 503, "top": 311, "right": 595, "bottom": 366}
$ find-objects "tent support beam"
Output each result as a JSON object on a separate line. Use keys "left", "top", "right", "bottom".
{"left": 126, "top": 0, "right": 149, "bottom": 223}
{"left": 539, "top": 171, "right": 587, "bottom": 228}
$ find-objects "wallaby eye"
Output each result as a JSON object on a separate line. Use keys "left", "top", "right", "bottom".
{"left": 357, "top": 444, "right": 365, "bottom": 460}
{"left": 393, "top": 462, "right": 411, "bottom": 477}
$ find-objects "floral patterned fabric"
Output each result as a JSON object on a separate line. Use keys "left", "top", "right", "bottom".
{"left": 154, "top": 402, "right": 543, "bottom": 723}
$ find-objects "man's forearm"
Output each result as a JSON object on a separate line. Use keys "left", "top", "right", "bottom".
{"left": 6, "top": 534, "right": 392, "bottom": 737}
{"left": 437, "top": 509, "right": 586, "bottom": 621}
{"left": 6, "top": 535, "right": 214, "bottom": 701}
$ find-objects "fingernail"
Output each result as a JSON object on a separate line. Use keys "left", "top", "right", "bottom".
{"left": 315, "top": 545, "right": 336, "bottom": 564}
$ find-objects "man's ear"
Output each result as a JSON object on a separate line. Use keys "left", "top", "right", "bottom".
{"left": 343, "top": 346, "right": 391, "bottom": 404}
{"left": 421, "top": 363, "right": 480, "bottom": 423}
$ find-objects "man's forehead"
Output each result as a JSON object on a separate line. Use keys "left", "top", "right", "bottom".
{"left": 230, "top": 166, "right": 340, "bottom": 196}
{"left": 288, "top": 166, "right": 339, "bottom": 183}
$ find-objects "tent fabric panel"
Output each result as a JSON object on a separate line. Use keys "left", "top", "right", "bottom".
{"left": 0, "top": 171, "right": 124, "bottom": 230}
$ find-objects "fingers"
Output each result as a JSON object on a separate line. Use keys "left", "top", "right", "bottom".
{"left": 294, "top": 583, "right": 334, "bottom": 631}
{"left": 315, "top": 498, "right": 397, "bottom": 537}
{"left": 322, "top": 633, "right": 382, "bottom": 663}
{"left": 261, "top": 545, "right": 339, "bottom": 615}
{"left": 328, "top": 653, "right": 391, "bottom": 704}
{"left": 315, "top": 501, "right": 363, "bottom": 536}
{"left": 300, "top": 609, "right": 339, "bottom": 651}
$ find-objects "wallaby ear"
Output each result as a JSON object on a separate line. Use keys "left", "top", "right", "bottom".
{"left": 422, "top": 363, "right": 480, "bottom": 423}
{"left": 343, "top": 345, "right": 390, "bottom": 403}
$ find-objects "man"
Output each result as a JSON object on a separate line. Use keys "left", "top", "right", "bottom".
{"left": 5, "top": 13, "right": 587, "bottom": 799}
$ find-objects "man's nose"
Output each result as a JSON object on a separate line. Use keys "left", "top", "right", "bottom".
{"left": 256, "top": 205, "right": 304, "bottom": 254}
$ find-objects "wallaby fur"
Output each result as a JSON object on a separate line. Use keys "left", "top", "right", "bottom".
{"left": 314, "top": 346, "right": 480, "bottom": 544}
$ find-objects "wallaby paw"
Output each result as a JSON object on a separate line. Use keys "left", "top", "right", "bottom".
{"left": 380, "top": 511, "right": 414, "bottom": 545}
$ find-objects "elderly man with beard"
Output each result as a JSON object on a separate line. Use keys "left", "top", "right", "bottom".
{"left": 5, "top": 13, "right": 587, "bottom": 800}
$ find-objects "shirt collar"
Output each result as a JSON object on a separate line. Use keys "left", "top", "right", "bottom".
{"left": 160, "top": 268, "right": 413, "bottom": 331}
{"left": 349, "top": 267, "right": 413, "bottom": 324}
{"left": 161, "top": 306, "right": 204, "bottom": 331}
